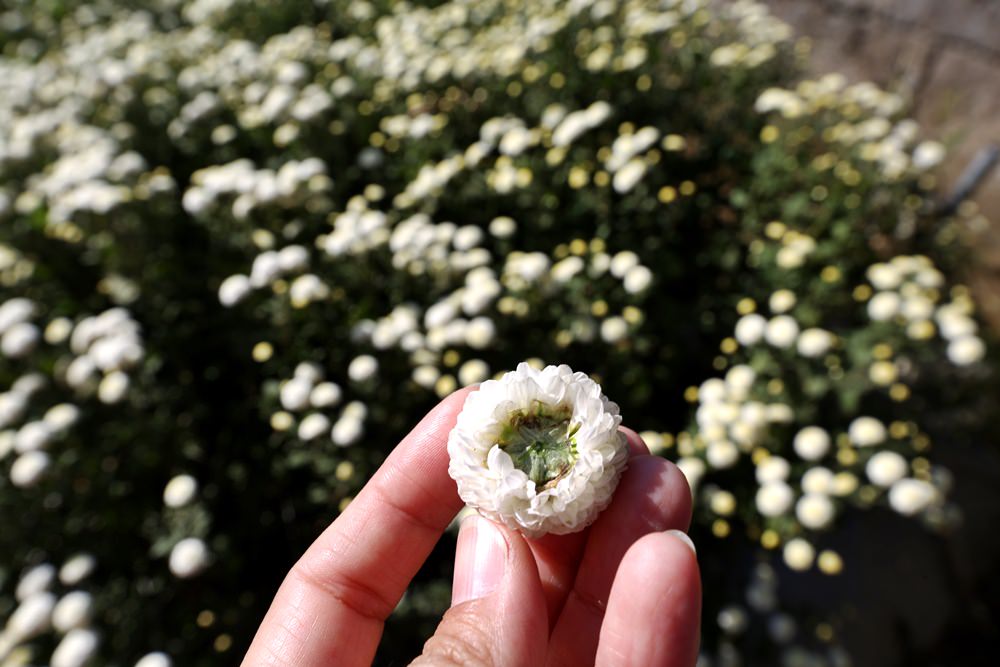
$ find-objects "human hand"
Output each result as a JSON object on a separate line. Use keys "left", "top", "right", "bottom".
{"left": 243, "top": 387, "right": 701, "bottom": 666}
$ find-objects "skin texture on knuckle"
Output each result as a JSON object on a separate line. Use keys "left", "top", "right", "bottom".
{"left": 410, "top": 606, "right": 498, "bottom": 667}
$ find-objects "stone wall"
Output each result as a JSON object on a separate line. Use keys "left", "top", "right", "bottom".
{"left": 758, "top": 0, "right": 1000, "bottom": 328}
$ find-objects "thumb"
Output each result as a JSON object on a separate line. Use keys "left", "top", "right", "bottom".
{"left": 412, "top": 514, "right": 548, "bottom": 667}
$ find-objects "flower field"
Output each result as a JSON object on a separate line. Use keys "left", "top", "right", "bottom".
{"left": 0, "top": 0, "right": 996, "bottom": 665}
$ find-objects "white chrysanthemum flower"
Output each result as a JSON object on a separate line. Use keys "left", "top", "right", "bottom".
{"left": 755, "top": 456, "right": 790, "bottom": 484}
{"left": 135, "top": 653, "right": 172, "bottom": 667}
{"left": 734, "top": 313, "right": 767, "bottom": 346}
{"left": 795, "top": 493, "right": 835, "bottom": 530}
{"left": 947, "top": 335, "right": 985, "bottom": 366}
{"left": 765, "top": 315, "right": 799, "bottom": 348}
{"left": 168, "top": 538, "right": 210, "bottom": 578}
{"left": 298, "top": 413, "right": 332, "bottom": 441}
{"left": 888, "top": 478, "right": 937, "bottom": 516}
{"left": 348, "top": 354, "right": 378, "bottom": 382}
{"left": 6, "top": 592, "right": 56, "bottom": 643}
{"left": 97, "top": 371, "right": 130, "bottom": 404}
{"left": 867, "top": 292, "right": 901, "bottom": 321}
{"left": 783, "top": 538, "right": 815, "bottom": 571}
{"left": 848, "top": 416, "right": 887, "bottom": 447}
{"left": 793, "top": 426, "right": 830, "bottom": 461}
{"left": 59, "top": 555, "right": 96, "bottom": 586}
{"left": 305, "top": 384, "right": 339, "bottom": 411}
{"left": 16, "top": 564, "right": 56, "bottom": 601}
{"left": 10, "top": 450, "right": 50, "bottom": 488}
{"left": 51, "top": 628, "right": 99, "bottom": 667}
{"left": 280, "top": 377, "right": 313, "bottom": 412}
{"left": 706, "top": 440, "right": 739, "bottom": 469}
{"left": 796, "top": 328, "right": 834, "bottom": 358}
{"left": 218, "top": 274, "right": 252, "bottom": 307}
{"left": 755, "top": 481, "right": 793, "bottom": 517}
{"left": 768, "top": 289, "right": 796, "bottom": 314}
{"left": 801, "top": 467, "right": 835, "bottom": 495}
{"left": 163, "top": 474, "right": 198, "bottom": 508}
{"left": 866, "top": 450, "right": 908, "bottom": 487}
{"left": 448, "top": 363, "right": 628, "bottom": 537}
{"left": 52, "top": 591, "right": 94, "bottom": 633}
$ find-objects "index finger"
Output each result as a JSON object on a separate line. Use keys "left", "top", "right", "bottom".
{"left": 242, "top": 387, "right": 474, "bottom": 667}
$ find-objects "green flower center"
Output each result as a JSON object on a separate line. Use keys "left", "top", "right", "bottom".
{"left": 498, "top": 401, "right": 579, "bottom": 489}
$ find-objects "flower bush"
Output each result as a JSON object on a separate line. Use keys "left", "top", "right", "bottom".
{"left": 0, "top": 0, "right": 995, "bottom": 665}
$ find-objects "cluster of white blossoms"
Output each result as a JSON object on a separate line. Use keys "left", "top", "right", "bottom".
{"left": 60, "top": 308, "right": 145, "bottom": 405}
{"left": 755, "top": 73, "right": 944, "bottom": 181}
{"left": 0, "top": 298, "right": 40, "bottom": 359}
{"left": 269, "top": 361, "right": 370, "bottom": 447}
{"left": 448, "top": 363, "right": 628, "bottom": 537}
{"left": 183, "top": 158, "right": 332, "bottom": 221}
{"left": 863, "top": 255, "right": 985, "bottom": 366}
{"left": 0, "top": 557, "right": 102, "bottom": 667}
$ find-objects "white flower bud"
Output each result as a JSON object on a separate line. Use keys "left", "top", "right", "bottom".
{"left": 866, "top": 263, "right": 902, "bottom": 290}
{"left": 756, "top": 482, "right": 794, "bottom": 517}
{"left": 44, "top": 404, "right": 81, "bottom": 430}
{"left": 98, "top": 371, "right": 130, "bottom": 404}
{"left": 756, "top": 456, "right": 790, "bottom": 484}
{"left": 65, "top": 356, "right": 98, "bottom": 389}
{"left": 331, "top": 415, "right": 363, "bottom": 447}
{"left": 6, "top": 592, "right": 56, "bottom": 642}
{"left": 768, "top": 290, "right": 796, "bottom": 314}
{"left": 801, "top": 467, "right": 834, "bottom": 495}
{"left": 947, "top": 335, "right": 985, "bottom": 366}
{"left": 623, "top": 265, "right": 653, "bottom": 294}
{"left": 0, "top": 298, "right": 35, "bottom": 334}
{"left": 600, "top": 316, "right": 628, "bottom": 343}
{"left": 848, "top": 416, "right": 886, "bottom": 447}
{"left": 11, "top": 450, "right": 50, "bottom": 487}
{"left": 16, "top": 563, "right": 56, "bottom": 601}
{"left": 609, "top": 251, "right": 639, "bottom": 278}
{"left": 866, "top": 451, "right": 908, "bottom": 488}
{"left": 458, "top": 359, "right": 490, "bottom": 386}
{"left": 51, "top": 628, "right": 99, "bottom": 667}
{"left": 795, "top": 493, "right": 835, "bottom": 529}
{"left": 725, "top": 365, "right": 756, "bottom": 397}
{"left": 218, "top": 275, "right": 252, "bottom": 307}
{"left": 1, "top": 322, "right": 40, "bottom": 358}
{"left": 347, "top": 355, "right": 378, "bottom": 382}
{"left": 298, "top": 413, "right": 331, "bottom": 441}
{"left": 867, "top": 292, "right": 900, "bottom": 321}
{"left": 293, "top": 362, "right": 323, "bottom": 384}
{"left": 888, "top": 478, "right": 937, "bottom": 516}
{"left": 796, "top": 328, "right": 834, "bottom": 358}
{"left": 59, "top": 555, "right": 96, "bottom": 586}
{"left": 912, "top": 141, "right": 945, "bottom": 170}
{"left": 783, "top": 538, "right": 815, "bottom": 571}
{"left": 706, "top": 441, "right": 739, "bottom": 469}
{"left": 309, "top": 382, "right": 342, "bottom": 408}
{"left": 15, "top": 421, "right": 55, "bottom": 453}
{"left": 734, "top": 313, "right": 766, "bottom": 346}
{"left": 465, "top": 317, "right": 496, "bottom": 349}
{"left": 698, "top": 378, "right": 728, "bottom": 404}
{"left": 168, "top": 538, "right": 210, "bottom": 578}
{"left": 793, "top": 426, "right": 830, "bottom": 461}
{"left": 280, "top": 377, "right": 313, "bottom": 412}
{"left": 765, "top": 316, "right": 799, "bottom": 348}
{"left": 135, "top": 653, "right": 172, "bottom": 667}
{"left": 163, "top": 474, "right": 198, "bottom": 508}
{"left": 52, "top": 591, "right": 94, "bottom": 633}
{"left": 448, "top": 363, "right": 628, "bottom": 537}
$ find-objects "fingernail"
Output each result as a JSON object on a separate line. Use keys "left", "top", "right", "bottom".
{"left": 452, "top": 515, "right": 508, "bottom": 605}
{"left": 666, "top": 529, "right": 696, "bottom": 556}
